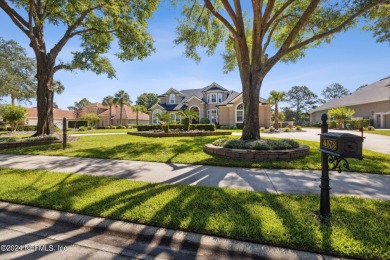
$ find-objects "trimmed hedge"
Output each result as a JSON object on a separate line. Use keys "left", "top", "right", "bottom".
{"left": 137, "top": 125, "right": 161, "bottom": 131}
{"left": 328, "top": 119, "right": 370, "bottom": 129}
{"left": 169, "top": 124, "right": 185, "bottom": 130}
{"left": 190, "top": 124, "right": 216, "bottom": 131}
{"left": 68, "top": 121, "right": 88, "bottom": 128}
{"left": 15, "top": 125, "right": 37, "bottom": 131}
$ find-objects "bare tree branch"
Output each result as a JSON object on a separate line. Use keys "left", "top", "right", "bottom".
{"left": 0, "top": 0, "right": 30, "bottom": 35}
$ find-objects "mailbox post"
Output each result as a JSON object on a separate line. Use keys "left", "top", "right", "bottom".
{"left": 63, "top": 117, "right": 67, "bottom": 150}
{"left": 318, "top": 113, "right": 364, "bottom": 221}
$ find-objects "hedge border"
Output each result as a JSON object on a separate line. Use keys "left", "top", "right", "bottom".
{"left": 0, "top": 140, "right": 62, "bottom": 149}
{"left": 128, "top": 131, "right": 232, "bottom": 137}
{"left": 205, "top": 144, "right": 309, "bottom": 161}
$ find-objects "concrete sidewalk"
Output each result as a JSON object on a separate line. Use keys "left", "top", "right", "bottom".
{"left": 0, "top": 154, "right": 388, "bottom": 200}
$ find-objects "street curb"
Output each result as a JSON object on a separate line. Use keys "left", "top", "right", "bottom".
{"left": 0, "top": 201, "right": 343, "bottom": 260}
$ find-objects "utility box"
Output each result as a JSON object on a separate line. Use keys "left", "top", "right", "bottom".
{"left": 319, "top": 132, "right": 363, "bottom": 159}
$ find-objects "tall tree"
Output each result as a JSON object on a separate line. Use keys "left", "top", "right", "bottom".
{"left": 321, "top": 83, "right": 350, "bottom": 101}
{"left": 0, "top": 104, "right": 27, "bottom": 131}
{"left": 174, "top": 0, "right": 387, "bottom": 140}
{"left": 136, "top": 93, "right": 159, "bottom": 109}
{"left": 102, "top": 96, "right": 116, "bottom": 126}
{"left": 328, "top": 107, "right": 355, "bottom": 128}
{"left": 114, "top": 90, "right": 131, "bottom": 125}
{"left": 286, "top": 86, "right": 318, "bottom": 123}
{"left": 267, "top": 90, "right": 286, "bottom": 129}
{"left": 0, "top": 0, "right": 158, "bottom": 136}
{"left": 0, "top": 37, "right": 35, "bottom": 105}
{"left": 67, "top": 98, "right": 91, "bottom": 111}
{"left": 132, "top": 105, "right": 147, "bottom": 126}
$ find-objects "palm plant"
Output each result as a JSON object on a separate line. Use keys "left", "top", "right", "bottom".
{"left": 155, "top": 111, "right": 172, "bottom": 133}
{"left": 132, "top": 105, "right": 147, "bottom": 126}
{"left": 114, "top": 90, "right": 132, "bottom": 125}
{"left": 267, "top": 91, "right": 286, "bottom": 129}
{"left": 102, "top": 96, "right": 116, "bottom": 126}
{"left": 177, "top": 108, "right": 199, "bottom": 130}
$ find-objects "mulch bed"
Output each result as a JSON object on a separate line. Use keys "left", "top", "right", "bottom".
{"left": 128, "top": 131, "right": 232, "bottom": 137}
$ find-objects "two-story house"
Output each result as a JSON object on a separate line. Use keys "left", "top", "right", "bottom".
{"left": 149, "top": 82, "right": 271, "bottom": 128}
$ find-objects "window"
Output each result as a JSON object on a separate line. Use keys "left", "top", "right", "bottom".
{"left": 207, "top": 93, "right": 223, "bottom": 103}
{"left": 207, "top": 109, "right": 218, "bottom": 123}
{"left": 152, "top": 109, "right": 162, "bottom": 124}
{"left": 236, "top": 103, "right": 244, "bottom": 123}
{"left": 170, "top": 113, "right": 176, "bottom": 121}
{"left": 169, "top": 94, "right": 175, "bottom": 104}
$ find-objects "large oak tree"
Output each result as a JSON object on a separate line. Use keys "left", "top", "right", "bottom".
{"left": 174, "top": 0, "right": 388, "bottom": 140}
{"left": 0, "top": 0, "right": 158, "bottom": 136}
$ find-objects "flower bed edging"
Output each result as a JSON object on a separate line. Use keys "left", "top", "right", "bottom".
{"left": 0, "top": 140, "right": 62, "bottom": 149}
{"left": 128, "top": 131, "right": 232, "bottom": 137}
{"left": 205, "top": 144, "right": 309, "bottom": 161}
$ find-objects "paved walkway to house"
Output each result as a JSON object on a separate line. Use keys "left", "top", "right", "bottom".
{"left": 233, "top": 128, "right": 390, "bottom": 154}
{"left": 0, "top": 154, "right": 388, "bottom": 200}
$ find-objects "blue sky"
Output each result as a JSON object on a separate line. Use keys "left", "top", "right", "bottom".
{"left": 0, "top": 2, "right": 389, "bottom": 110}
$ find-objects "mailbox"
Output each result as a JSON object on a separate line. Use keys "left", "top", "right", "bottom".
{"left": 319, "top": 132, "right": 363, "bottom": 159}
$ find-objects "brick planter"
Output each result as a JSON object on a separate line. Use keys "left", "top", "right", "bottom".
{"left": 128, "top": 131, "right": 232, "bottom": 137}
{"left": 205, "top": 144, "right": 309, "bottom": 161}
{"left": 0, "top": 140, "right": 62, "bottom": 149}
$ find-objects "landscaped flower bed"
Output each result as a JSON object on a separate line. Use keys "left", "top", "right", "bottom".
{"left": 206, "top": 138, "right": 309, "bottom": 161}
{"left": 0, "top": 133, "right": 65, "bottom": 149}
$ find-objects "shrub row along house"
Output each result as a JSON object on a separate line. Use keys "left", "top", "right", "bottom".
{"left": 310, "top": 76, "right": 390, "bottom": 128}
{"left": 149, "top": 82, "right": 271, "bottom": 128}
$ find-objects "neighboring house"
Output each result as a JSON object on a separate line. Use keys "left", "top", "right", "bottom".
{"left": 23, "top": 107, "right": 78, "bottom": 129}
{"left": 310, "top": 76, "right": 390, "bottom": 128}
{"left": 83, "top": 103, "right": 149, "bottom": 127}
{"left": 149, "top": 82, "right": 271, "bottom": 128}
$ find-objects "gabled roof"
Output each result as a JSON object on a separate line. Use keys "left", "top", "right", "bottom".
{"left": 217, "top": 92, "right": 268, "bottom": 106}
{"left": 310, "top": 76, "right": 390, "bottom": 113}
{"left": 160, "top": 88, "right": 185, "bottom": 97}
{"left": 98, "top": 105, "right": 149, "bottom": 120}
{"left": 25, "top": 108, "right": 78, "bottom": 119}
{"left": 202, "top": 82, "right": 227, "bottom": 92}
{"left": 83, "top": 102, "right": 108, "bottom": 109}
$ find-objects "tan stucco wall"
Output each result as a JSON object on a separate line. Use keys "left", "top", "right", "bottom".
{"left": 310, "top": 100, "right": 390, "bottom": 125}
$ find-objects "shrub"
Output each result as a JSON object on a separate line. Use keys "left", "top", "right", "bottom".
{"left": 87, "top": 126, "right": 93, "bottom": 130}
{"left": 367, "top": 126, "right": 375, "bottom": 131}
{"left": 213, "top": 138, "right": 300, "bottom": 150}
{"left": 68, "top": 121, "right": 88, "bottom": 128}
{"left": 169, "top": 124, "right": 184, "bottom": 130}
{"left": 137, "top": 125, "right": 161, "bottom": 131}
{"left": 311, "top": 123, "right": 321, "bottom": 128}
{"left": 220, "top": 125, "right": 229, "bottom": 130}
{"left": 127, "top": 124, "right": 137, "bottom": 129}
{"left": 190, "top": 124, "right": 216, "bottom": 131}
{"left": 260, "top": 127, "right": 265, "bottom": 132}
{"left": 15, "top": 125, "right": 37, "bottom": 131}
{"left": 79, "top": 113, "right": 101, "bottom": 127}
{"left": 79, "top": 126, "right": 87, "bottom": 131}
{"left": 54, "top": 125, "right": 60, "bottom": 132}
{"left": 284, "top": 127, "right": 290, "bottom": 132}
{"left": 161, "top": 125, "right": 170, "bottom": 133}
{"left": 223, "top": 139, "right": 246, "bottom": 149}
{"left": 67, "top": 128, "right": 72, "bottom": 131}
{"left": 295, "top": 125, "right": 302, "bottom": 131}
{"left": 286, "top": 124, "right": 293, "bottom": 129}
{"left": 0, "top": 104, "right": 27, "bottom": 131}
{"left": 182, "top": 118, "right": 190, "bottom": 131}
{"left": 199, "top": 118, "right": 210, "bottom": 124}
{"left": 0, "top": 127, "right": 8, "bottom": 131}
{"left": 269, "top": 126, "right": 275, "bottom": 133}
{"left": 236, "top": 123, "right": 244, "bottom": 129}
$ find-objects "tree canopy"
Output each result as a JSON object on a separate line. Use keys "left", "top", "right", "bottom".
{"left": 328, "top": 107, "right": 355, "bottom": 128}
{"left": 68, "top": 98, "right": 91, "bottom": 111}
{"left": 364, "top": 4, "right": 390, "bottom": 43}
{"left": 321, "top": 83, "right": 350, "bottom": 101}
{"left": 0, "top": 104, "right": 27, "bottom": 131}
{"left": 173, "top": 0, "right": 388, "bottom": 140}
{"left": 286, "top": 86, "right": 318, "bottom": 123}
{"left": 0, "top": 0, "right": 159, "bottom": 136}
{"left": 114, "top": 90, "right": 131, "bottom": 125}
{"left": 136, "top": 93, "right": 159, "bottom": 109}
{"left": 0, "top": 37, "right": 36, "bottom": 105}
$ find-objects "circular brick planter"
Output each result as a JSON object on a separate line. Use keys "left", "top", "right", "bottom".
{"left": 128, "top": 131, "right": 232, "bottom": 137}
{"left": 205, "top": 144, "right": 309, "bottom": 161}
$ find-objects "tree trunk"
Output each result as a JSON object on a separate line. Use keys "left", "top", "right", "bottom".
{"left": 275, "top": 102, "right": 279, "bottom": 129}
{"left": 241, "top": 78, "right": 262, "bottom": 140}
{"left": 11, "top": 95, "right": 15, "bottom": 105}
{"left": 136, "top": 111, "right": 139, "bottom": 126}
{"left": 34, "top": 62, "right": 54, "bottom": 136}
{"left": 109, "top": 105, "right": 112, "bottom": 126}
{"left": 119, "top": 104, "right": 123, "bottom": 125}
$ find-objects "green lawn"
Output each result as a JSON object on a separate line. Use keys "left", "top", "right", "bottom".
{"left": 68, "top": 128, "right": 136, "bottom": 134}
{"left": 0, "top": 134, "right": 388, "bottom": 174}
{"left": 0, "top": 168, "right": 388, "bottom": 259}
{"left": 365, "top": 130, "right": 390, "bottom": 136}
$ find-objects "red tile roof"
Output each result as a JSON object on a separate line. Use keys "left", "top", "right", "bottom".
{"left": 83, "top": 102, "right": 108, "bottom": 109}
{"left": 98, "top": 105, "right": 149, "bottom": 120}
{"left": 26, "top": 108, "right": 78, "bottom": 119}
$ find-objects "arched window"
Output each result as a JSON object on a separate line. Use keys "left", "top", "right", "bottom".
{"left": 190, "top": 106, "right": 200, "bottom": 124}
{"left": 169, "top": 94, "right": 175, "bottom": 104}
{"left": 236, "top": 103, "right": 244, "bottom": 123}
{"left": 152, "top": 109, "right": 162, "bottom": 124}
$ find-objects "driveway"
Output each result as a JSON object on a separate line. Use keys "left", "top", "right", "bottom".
{"left": 233, "top": 128, "right": 390, "bottom": 154}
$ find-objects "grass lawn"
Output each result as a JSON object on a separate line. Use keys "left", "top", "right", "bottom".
{"left": 68, "top": 128, "right": 136, "bottom": 134}
{"left": 0, "top": 168, "right": 388, "bottom": 259}
{"left": 0, "top": 134, "right": 388, "bottom": 174}
{"left": 365, "top": 130, "right": 390, "bottom": 136}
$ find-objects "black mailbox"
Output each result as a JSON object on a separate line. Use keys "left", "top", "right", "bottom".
{"left": 319, "top": 132, "right": 363, "bottom": 159}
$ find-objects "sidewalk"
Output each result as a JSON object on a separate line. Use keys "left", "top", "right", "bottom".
{"left": 0, "top": 154, "right": 388, "bottom": 200}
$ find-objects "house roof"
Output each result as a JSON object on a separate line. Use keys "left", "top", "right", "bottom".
{"left": 217, "top": 92, "right": 268, "bottom": 106}
{"left": 25, "top": 108, "right": 78, "bottom": 119}
{"left": 98, "top": 105, "right": 149, "bottom": 120}
{"left": 83, "top": 102, "right": 108, "bottom": 109}
{"left": 310, "top": 76, "right": 390, "bottom": 113}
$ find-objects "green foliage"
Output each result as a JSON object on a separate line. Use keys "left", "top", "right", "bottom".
{"left": 328, "top": 107, "right": 355, "bottom": 128}
{"left": 87, "top": 126, "right": 93, "bottom": 130}
{"left": 127, "top": 124, "right": 137, "bottom": 129}
{"left": 236, "top": 123, "right": 244, "bottom": 129}
{"left": 0, "top": 37, "right": 36, "bottom": 104}
{"left": 182, "top": 118, "right": 190, "bottom": 131}
{"left": 199, "top": 118, "right": 210, "bottom": 124}
{"left": 213, "top": 138, "right": 300, "bottom": 150}
{"left": 137, "top": 125, "right": 161, "bottom": 131}
{"left": 178, "top": 109, "right": 199, "bottom": 130}
{"left": 0, "top": 104, "right": 26, "bottom": 131}
{"left": 79, "top": 113, "right": 101, "bottom": 127}
{"left": 321, "top": 83, "right": 350, "bottom": 101}
{"left": 79, "top": 126, "right": 87, "bottom": 131}
{"left": 364, "top": 4, "right": 390, "bottom": 43}
{"left": 284, "top": 128, "right": 291, "bottom": 132}
{"left": 68, "top": 121, "right": 88, "bottom": 128}
{"left": 116, "top": 125, "right": 126, "bottom": 129}
{"left": 114, "top": 90, "right": 132, "bottom": 124}
{"left": 136, "top": 93, "right": 159, "bottom": 109}
{"left": 155, "top": 111, "right": 172, "bottom": 126}
{"left": 368, "top": 126, "right": 375, "bottom": 131}
{"left": 295, "top": 126, "right": 302, "bottom": 131}
{"left": 15, "top": 125, "right": 37, "bottom": 131}
{"left": 190, "top": 124, "right": 216, "bottom": 131}
{"left": 68, "top": 98, "right": 91, "bottom": 111}
{"left": 286, "top": 86, "right": 318, "bottom": 123}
